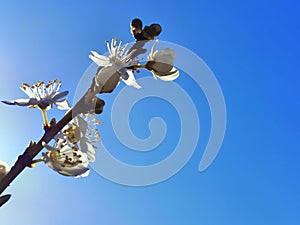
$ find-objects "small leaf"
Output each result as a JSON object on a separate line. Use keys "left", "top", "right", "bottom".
{"left": 0, "top": 194, "right": 11, "bottom": 207}
{"left": 28, "top": 140, "right": 36, "bottom": 147}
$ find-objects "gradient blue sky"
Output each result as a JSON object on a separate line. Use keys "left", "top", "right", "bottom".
{"left": 0, "top": 1, "right": 299, "bottom": 225}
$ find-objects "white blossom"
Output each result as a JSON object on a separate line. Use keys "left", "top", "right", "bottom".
{"left": 2, "top": 79, "right": 70, "bottom": 110}
{"left": 147, "top": 40, "right": 180, "bottom": 81}
{"left": 42, "top": 114, "right": 100, "bottom": 178}
{"left": 89, "top": 38, "right": 141, "bottom": 89}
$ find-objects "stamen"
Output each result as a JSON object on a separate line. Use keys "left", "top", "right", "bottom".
{"left": 51, "top": 80, "right": 57, "bottom": 95}
{"left": 22, "top": 83, "right": 31, "bottom": 88}
{"left": 117, "top": 40, "right": 122, "bottom": 53}
{"left": 111, "top": 39, "right": 115, "bottom": 56}
{"left": 106, "top": 41, "right": 112, "bottom": 55}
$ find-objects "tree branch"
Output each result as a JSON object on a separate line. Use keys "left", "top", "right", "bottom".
{"left": 0, "top": 88, "right": 100, "bottom": 202}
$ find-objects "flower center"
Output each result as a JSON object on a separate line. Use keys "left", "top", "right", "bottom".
{"left": 50, "top": 148, "right": 84, "bottom": 168}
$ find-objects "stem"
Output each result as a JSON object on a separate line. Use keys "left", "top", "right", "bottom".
{"left": 0, "top": 39, "right": 147, "bottom": 206}
{"left": 0, "top": 88, "right": 97, "bottom": 200}
{"left": 41, "top": 108, "right": 49, "bottom": 127}
{"left": 135, "top": 64, "right": 146, "bottom": 68}
{"left": 128, "top": 64, "right": 146, "bottom": 69}
{"left": 31, "top": 159, "right": 44, "bottom": 164}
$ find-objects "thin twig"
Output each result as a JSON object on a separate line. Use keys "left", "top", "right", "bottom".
{"left": 0, "top": 39, "right": 151, "bottom": 206}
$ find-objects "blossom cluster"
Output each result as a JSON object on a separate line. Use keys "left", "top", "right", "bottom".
{"left": 1, "top": 19, "right": 179, "bottom": 179}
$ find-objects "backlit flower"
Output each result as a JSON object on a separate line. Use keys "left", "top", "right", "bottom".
{"left": 42, "top": 140, "right": 90, "bottom": 178}
{"left": 2, "top": 79, "right": 71, "bottom": 128}
{"left": 145, "top": 40, "right": 179, "bottom": 81}
{"left": 0, "top": 160, "right": 11, "bottom": 182}
{"left": 2, "top": 79, "right": 70, "bottom": 110}
{"left": 89, "top": 38, "right": 141, "bottom": 90}
{"left": 59, "top": 114, "right": 101, "bottom": 162}
{"left": 42, "top": 114, "right": 100, "bottom": 177}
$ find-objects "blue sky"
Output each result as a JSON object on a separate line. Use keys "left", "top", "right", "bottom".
{"left": 0, "top": 1, "right": 299, "bottom": 225}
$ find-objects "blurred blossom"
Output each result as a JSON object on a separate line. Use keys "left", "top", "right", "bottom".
{"left": 0, "top": 160, "right": 11, "bottom": 182}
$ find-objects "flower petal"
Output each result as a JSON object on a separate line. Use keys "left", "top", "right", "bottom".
{"left": 42, "top": 150, "right": 90, "bottom": 178}
{"left": 89, "top": 51, "right": 112, "bottom": 67}
{"left": 1, "top": 98, "right": 38, "bottom": 107}
{"left": 19, "top": 86, "right": 35, "bottom": 99}
{"left": 93, "top": 66, "right": 120, "bottom": 93}
{"left": 51, "top": 90, "right": 69, "bottom": 102}
{"left": 55, "top": 99, "right": 71, "bottom": 110}
{"left": 80, "top": 140, "right": 96, "bottom": 162}
{"left": 155, "top": 67, "right": 180, "bottom": 81}
{"left": 120, "top": 69, "right": 141, "bottom": 89}
{"left": 59, "top": 166, "right": 90, "bottom": 178}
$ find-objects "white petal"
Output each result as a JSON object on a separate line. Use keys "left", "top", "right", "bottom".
{"left": 51, "top": 90, "right": 69, "bottom": 102}
{"left": 89, "top": 51, "right": 111, "bottom": 67}
{"left": 2, "top": 98, "right": 37, "bottom": 107}
{"left": 75, "top": 116, "right": 88, "bottom": 133}
{"left": 42, "top": 150, "right": 90, "bottom": 178}
{"left": 74, "top": 169, "right": 90, "bottom": 178}
{"left": 80, "top": 141, "right": 96, "bottom": 162}
{"left": 42, "top": 152, "right": 60, "bottom": 172}
{"left": 55, "top": 99, "right": 71, "bottom": 110}
{"left": 122, "top": 70, "right": 141, "bottom": 89}
{"left": 60, "top": 166, "right": 90, "bottom": 178}
{"left": 156, "top": 67, "right": 180, "bottom": 81}
{"left": 90, "top": 51, "right": 109, "bottom": 61}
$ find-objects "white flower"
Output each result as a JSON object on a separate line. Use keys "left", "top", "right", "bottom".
{"left": 89, "top": 38, "right": 141, "bottom": 89}
{"left": 146, "top": 40, "right": 180, "bottom": 81}
{"left": 2, "top": 79, "right": 70, "bottom": 110}
{"left": 42, "top": 141, "right": 90, "bottom": 178}
{"left": 59, "top": 115, "right": 101, "bottom": 162}
{"left": 0, "top": 160, "right": 11, "bottom": 181}
{"left": 42, "top": 114, "right": 100, "bottom": 178}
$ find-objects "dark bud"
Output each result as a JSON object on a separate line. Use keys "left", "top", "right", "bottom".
{"left": 131, "top": 18, "right": 143, "bottom": 32}
{"left": 142, "top": 24, "right": 162, "bottom": 40}
{"left": 131, "top": 18, "right": 143, "bottom": 40}
{"left": 131, "top": 19, "right": 162, "bottom": 41}
{"left": 149, "top": 24, "right": 162, "bottom": 37}
{"left": 94, "top": 98, "right": 105, "bottom": 114}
